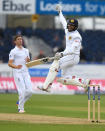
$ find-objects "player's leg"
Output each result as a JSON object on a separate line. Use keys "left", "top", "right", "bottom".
{"left": 58, "top": 55, "right": 85, "bottom": 87}
{"left": 23, "top": 72, "right": 33, "bottom": 104}
{"left": 13, "top": 72, "right": 26, "bottom": 113}
{"left": 58, "top": 67, "right": 85, "bottom": 87}
{"left": 38, "top": 59, "right": 59, "bottom": 92}
{"left": 57, "top": 77, "right": 84, "bottom": 87}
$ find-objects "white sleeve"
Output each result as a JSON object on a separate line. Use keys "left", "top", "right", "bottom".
{"left": 63, "top": 38, "right": 81, "bottom": 56}
{"left": 59, "top": 11, "right": 67, "bottom": 30}
{"left": 26, "top": 49, "right": 30, "bottom": 59}
{"left": 9, "top": 50, "right": 15, "bottom": 60}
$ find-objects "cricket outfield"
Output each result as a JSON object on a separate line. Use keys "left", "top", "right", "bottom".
{"left": 0, "top": 94, "right": 105, "bottom": 131}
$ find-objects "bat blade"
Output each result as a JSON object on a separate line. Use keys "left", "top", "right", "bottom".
{"left": 26, "top": 57, "right": 54, "bottom": 68}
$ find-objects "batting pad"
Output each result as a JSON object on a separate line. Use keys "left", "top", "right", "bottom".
{"left": 43, "top": 60, "right": 59, "bottom": 89}
{"left": 57, "top": 78, "right": 84, "bottom": 87}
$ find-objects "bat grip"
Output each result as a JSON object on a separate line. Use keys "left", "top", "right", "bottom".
{"left": 43, "top": 57, "right": 55, "bottom": 63}
{"left": 42, "top": 58, "right": 49, "bottom": 63}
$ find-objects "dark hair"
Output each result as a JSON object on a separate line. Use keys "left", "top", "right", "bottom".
{"left": 13, "top": 34, "right": 22, "bottom": 41}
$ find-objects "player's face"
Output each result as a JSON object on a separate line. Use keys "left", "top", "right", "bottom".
{"left": 67, "top": 24, "right": 75, "bottom": 32}
{"left": 15, "top": 37, "right": 23, "bottom": 46}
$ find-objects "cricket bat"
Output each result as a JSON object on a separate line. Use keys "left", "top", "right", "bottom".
{"left": 26, "top": 57, "right": 54, "bottom": 68}
{"left": 26, "top": 52, "right": 78, "bottom": 68}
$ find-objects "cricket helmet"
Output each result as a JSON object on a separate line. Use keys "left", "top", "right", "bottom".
{"left": 67, "top": 18, "right": 78, "bottom": 31}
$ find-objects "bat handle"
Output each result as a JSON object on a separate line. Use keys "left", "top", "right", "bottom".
{"left": 43, "top": 57, "right": 55, "bottom": 63}
{"left": 48, "top": 57, "right": 55, "bottom": 62}
{"left": 42, "top": 57, "right": 49, "bottom": 62}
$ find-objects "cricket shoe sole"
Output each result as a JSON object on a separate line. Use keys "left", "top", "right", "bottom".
{"left": 37, "top": 86, "right": 50, "bottom": 92}
{"left": 18, "top": 109, "right": 25, "bottom": 113}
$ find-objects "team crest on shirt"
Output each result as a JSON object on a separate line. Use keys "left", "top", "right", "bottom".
{"left": 69, "top": 36, "right": 72, "bottom": 40}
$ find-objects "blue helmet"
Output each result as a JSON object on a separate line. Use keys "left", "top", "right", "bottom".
{"left": 67, "top": 18, "right": 78, "bottom": 30}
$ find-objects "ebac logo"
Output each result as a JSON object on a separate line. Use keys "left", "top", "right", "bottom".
{"left": 2, "top": 0, "right": 31, "bottom": 12}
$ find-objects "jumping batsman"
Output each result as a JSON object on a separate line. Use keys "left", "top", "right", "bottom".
{"left": 8, "top": 35, "right": 33, "bottom": 113}
{"left": 38, "top": 4, "right": 90, "bottom": 92}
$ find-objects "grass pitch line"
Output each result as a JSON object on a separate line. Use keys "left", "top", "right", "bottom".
{"left": 0, "top": 113, "right": 105, "bottom": 125}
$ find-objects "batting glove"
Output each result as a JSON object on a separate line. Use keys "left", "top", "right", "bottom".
{"left": 55, "top": 4, "right": 62, "bottom": 12}
{"left": 54, "top": 52, "right": 63, "bottom": 60}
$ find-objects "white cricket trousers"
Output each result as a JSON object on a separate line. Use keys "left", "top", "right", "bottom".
{"left": 59, "top": 55, "right": 80, "bottom": 78}
{"left": 13, "top": 71, "right": 32, "bottom": 110}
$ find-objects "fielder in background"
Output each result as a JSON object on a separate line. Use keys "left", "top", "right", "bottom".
{"left": 8, "top": 35, "right": 33, "bottom": 113}
{"left": 38, "top": 4, "right": 90, "bottom": 92}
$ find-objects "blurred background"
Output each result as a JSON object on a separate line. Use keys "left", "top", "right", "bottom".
{"left": 0, "top": 0, "right": 105, "bottom": 94}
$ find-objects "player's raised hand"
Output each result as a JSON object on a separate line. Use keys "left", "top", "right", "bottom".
{"left": 16, "top": 65, "right": 22, "bottom": 69}
{"left": 55, "top": 4, "right": 62, "bottom": 12}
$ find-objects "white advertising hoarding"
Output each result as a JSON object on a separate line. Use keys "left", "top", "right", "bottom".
{"left": 65, "top": 64, "right": 105, "bottom": 79}
{"left": 0, "top": 63, "right": 105, "bottom": 79}
{"left": 0, "top": 64, "right": 105, "bottom": 94}
{"left": 0, "top": 0, "right": 35, "bottom": 14}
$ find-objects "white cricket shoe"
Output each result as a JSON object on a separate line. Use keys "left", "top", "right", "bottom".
{"left": 83, "top": 79, "right": 91, "bottom": 92}
{"left": 18, "top": 109, "right": 25, "bottom": 113}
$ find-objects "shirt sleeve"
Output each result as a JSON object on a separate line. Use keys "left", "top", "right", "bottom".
{"left": 9, "top": 50, "right": 15, "bottom": 60}
{"left": 59, "top": 11, "right": 67, "bottom": 31}
{"left": 26, "top": 49, "right": 30, "bottom": 59}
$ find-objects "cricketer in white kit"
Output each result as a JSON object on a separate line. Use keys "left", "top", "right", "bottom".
{"left": 38, "top": 4, "right": 90, "bottom": 92}
{"left": 8, "top": 35, "right": 32, "bottom": 113}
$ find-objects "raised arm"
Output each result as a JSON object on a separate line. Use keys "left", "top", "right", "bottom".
{"left": 59, "top": 11, "right": 67, "bottom": 30}
{"left": 56, "top": 4, "right": 67, "bottom": 30}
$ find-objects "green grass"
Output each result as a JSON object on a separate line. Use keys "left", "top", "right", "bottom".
{"left": 0, "top": 121, "right": 105, "bottom": 131}
{"left": 0, "top": 94, "right": 105, "bottom": 131}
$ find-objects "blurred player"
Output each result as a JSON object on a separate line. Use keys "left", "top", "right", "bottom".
{"left": 38, "top": 4, "right": 90, "bottom": 92}
{"left": 8, "top": 35, "right": 32, "bottom": 113}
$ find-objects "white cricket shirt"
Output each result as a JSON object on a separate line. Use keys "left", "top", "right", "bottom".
{"left": 59, "top": 11, "right": 82, "bottom": 56}
{"left": 9, "top": 46, "right": 30, "bottom": 72}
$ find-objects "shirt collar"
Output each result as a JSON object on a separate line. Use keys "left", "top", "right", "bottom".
{"left": 15, "top": 46, "right": 24, "bottom": 50}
